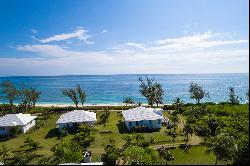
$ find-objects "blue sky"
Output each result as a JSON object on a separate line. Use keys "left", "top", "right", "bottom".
{"left": 0, "top": 0, "right": 249, "bottom": 76}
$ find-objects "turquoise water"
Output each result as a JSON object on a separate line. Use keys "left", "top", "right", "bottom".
{"left": 0, "top": 74, "right": 249, "bottom": 104}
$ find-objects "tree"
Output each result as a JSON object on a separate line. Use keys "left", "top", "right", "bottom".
{"left": 123, "top": 97, "right": 135, "bottom": 106}
{"left": 62, "top": 84, "right": 87, "bottom": 108}
{"left": 153, "top": 83, "right": 164, "bottom": 107}
{"left": 76, "top": 84, "right": 86, "bottom": 106}
{"left": 157, "top": 146, "right": 174, "bottom": 161}
{"left": 170, "top": 112, "right": 179, "bottom": 145}
{"left": 139, "top": 76, "right": 164, "bottom": 107}
{"left": 189, "top": 82, "right": 209, "bottom": 104}
{"left": 29, "top": 87, "right": 41, "bottom": 107}
{"left": 183, "top": 124, "right": 193, "bottom": 145}
{"left": 103, "top": 138, "right": 120, "bottom": 165}
{"left": 1, "top": 80, "right": 17, "bottom": 106}
{"left": 99, "top": 109, "right": 110, "bottom": 126}
{"left": 122, "top": 146, "right": 160, "bottom": 165}
{"left": 18, "top": 83, "right": 32, "bottom": 111}
{"left": 206, "top": 133, "right": 236, "bottom": 165}
{"left": 62, "top": 89, "right": 79, "bottom": 108}
{"left": 207, "top": 115, "right": 218, "bottom": 137}
{"left": 173, "top": 97, "right": 184, "bottom": 113}
{"left": 195, "top": 123, "right": 210, "bottom": 145}
{"left": 51, "top": 141, "right": 83, "bottom": 164}
{"left": 228, "top": 87, "right": 240, "bottom": 105}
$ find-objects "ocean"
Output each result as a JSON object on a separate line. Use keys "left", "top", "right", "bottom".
{"left": 0, "top": 73, "right": 249, "bottom": 104}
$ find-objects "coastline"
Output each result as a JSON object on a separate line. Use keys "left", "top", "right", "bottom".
{"left": 35, "top": 103, "right": 167, "bottom": 107}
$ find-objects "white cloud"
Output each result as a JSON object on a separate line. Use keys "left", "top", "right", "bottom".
{"left": 31, "top": 29, "right": 38, "bottom": 34}
{"left": 115, "top": 31, "right": 248, "bottom": 54}
{"left": 0, "top": 31, "right": 248, "bottom": 76}
{"left": 38, "top": 27, "right": 94, "bottom": 44}
{"left": 101, "top": 29, "right": 108, "bottom": 33}
{"left": 125, "top": 43, "right": 147, "bottom": 51}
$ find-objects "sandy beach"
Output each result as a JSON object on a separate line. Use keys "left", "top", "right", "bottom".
{"left": 35, "top": 103, "right": 166, "bottom": 107}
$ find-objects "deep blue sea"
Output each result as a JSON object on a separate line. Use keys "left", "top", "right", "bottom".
{"left": 0, "top": 74, "right": 249, "bottom": 104}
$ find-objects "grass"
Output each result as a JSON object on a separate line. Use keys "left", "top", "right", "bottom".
{"left": 0, "top": 110, "right": 218, "bottom": 164}
{"left": 168, "top": 145, "right": 231, "bottom": 165}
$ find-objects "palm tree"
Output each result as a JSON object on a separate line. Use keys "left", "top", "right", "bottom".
{"left": 173, "top": 97, "right": 184, "bottom": 112}
{"left": 170, "top": 113, "right": 179, "bottom": 145}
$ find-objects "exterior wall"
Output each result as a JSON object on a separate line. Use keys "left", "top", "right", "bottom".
{"left": 57, "top": 121, "right": 95, "bottom": 132}
{"left": 0, "top": 120, "right": 35, "bottom": 135}
{"left": 0, "top": 127, "right": 8, "bottom": 135}
{"left": 22, "top": 120, "right": 36, "bottom": 133}
{"left": 125, "top": 119, "right": 162, "bottom": 130}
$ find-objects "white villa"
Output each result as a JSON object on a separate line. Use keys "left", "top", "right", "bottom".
{"left": 56, "top": 110, "right": 97, "bottom": 132}
{"left": 0, "top": 113, "right": 37, "bottom": 135}
{"left": 122, "top": 106, "right": 164, "bottom": 130}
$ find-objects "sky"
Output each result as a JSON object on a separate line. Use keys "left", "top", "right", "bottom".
{"left": 0, "top": 0, "right": 249, "bottom": 76}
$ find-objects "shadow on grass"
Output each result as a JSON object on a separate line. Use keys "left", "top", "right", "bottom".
{"left": 116, "top": 121, "right": 161, "bottom": 134}
{"left": 116, "top": 121, "right": 128, "bottom": 134}
{"left": 0, "top": 136, "right": 13, "bottom": 142}
{"left": 45, "top": 128, "right": 59, "bottom": 139}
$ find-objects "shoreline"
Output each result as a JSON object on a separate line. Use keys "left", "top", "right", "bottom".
{"left": 35, "top": 103, "right": 167, "bottom": 107}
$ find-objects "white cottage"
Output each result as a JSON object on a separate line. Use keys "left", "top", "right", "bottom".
{"left": 122, "top": 107, "right": 163, "bottom": 130}
{"left": 0, "top": 113, "right": 37, "bottom": 135}
{"left": 56, "top": 110, "right": 97, "bottom": 132}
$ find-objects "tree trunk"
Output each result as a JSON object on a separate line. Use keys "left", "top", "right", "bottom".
{"left": 215, "top": 155, "right": 218, "bottom": 165}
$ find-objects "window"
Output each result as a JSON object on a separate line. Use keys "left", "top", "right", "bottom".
{"left": 0, "top": 127, "right": 5, "bottom": 131}
{"left": 158, "top": 119, "right": 161, "bottom": 124}
{"left": 149, "top": 120, "right": 152, "bottom": 124}
{"left": 129, "top": 122, "right": 132, "bottom": 126}
{"left": 136, "top": 121, "right": 138, "bottom": 126}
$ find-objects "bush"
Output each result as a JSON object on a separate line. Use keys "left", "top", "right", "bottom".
{"left": 163, "top": 105, "right": 175, "bottom": 110}
{"left": 99, "top": 130, "right": 113, "bottom": 134}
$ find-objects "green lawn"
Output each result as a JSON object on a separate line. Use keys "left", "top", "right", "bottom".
{"left": 0, "top": 110, "right": 220, "bottom": 165}
{"left": 168, "top": 146, "right": 231, "bottom": 165}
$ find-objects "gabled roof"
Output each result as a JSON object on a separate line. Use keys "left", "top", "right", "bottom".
{"left": 56, "top": 110, "right": 97, "bottom": 124}
{"left": 122, "top": 106, "right": 163, "bottom": 121}
{"left": 0, "top": 113, "right": 37, "bottom": 127}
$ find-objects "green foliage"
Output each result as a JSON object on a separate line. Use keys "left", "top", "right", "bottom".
{"left": 139, "top": 76, "right": 164, "bottom": 107}
{"left": 71, "top": 124, "right": 96, "bottom": 150}
{"left": 51, "top": 141, "right": 83, "bottom": 164}
{"left": 17, "top": 83, "right": 41, "bottom": 111}
{"left": 24, "top": 137, "right": 41, "bottom": 150}
{"left": 206, "top": 132, "right": 236, "bottom": 164}
{"left": 99, "top": 109, "right": 110, "bottom": 126}
{"left": 183, "top": 124, "right": 193, "bottom": 144}
{"left": 228, "top": 87, "right": 240, "bottom": 105}
{"left": 157, "top": 146, "right": 174, "bottom": 161}
{"left": 189, "top": 82, "right": 209, "bottom": 104}
{"left": 0, "top": 80, "right": 17, "bottom": 106}
{"left": 122, "top": 146, "right": 161, "bottom": 165}
{"left": 123, "top": 96, "right": 135, "bottom": 106}
{"left": 103, "top": 138, "right": 120, "bottom": 165}
{"left": 76, "top": 84, "right": 86, "bottom": 106}
{"left": 62, "top": 88, "right": 79, "bottom": 108}
{"left": 62, "top": 84, "right": 87, "bottom": 108}
{"left": 0, "top": 145, "right": 12, "bottom": 163}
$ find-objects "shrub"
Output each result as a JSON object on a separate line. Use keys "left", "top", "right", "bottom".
{"left": 99, "top": 130, "right": 112, "bottom": 134}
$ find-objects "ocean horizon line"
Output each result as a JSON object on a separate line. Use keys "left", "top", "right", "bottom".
{"left": 0, "top": 72, "right": 248, "bottom": 78}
